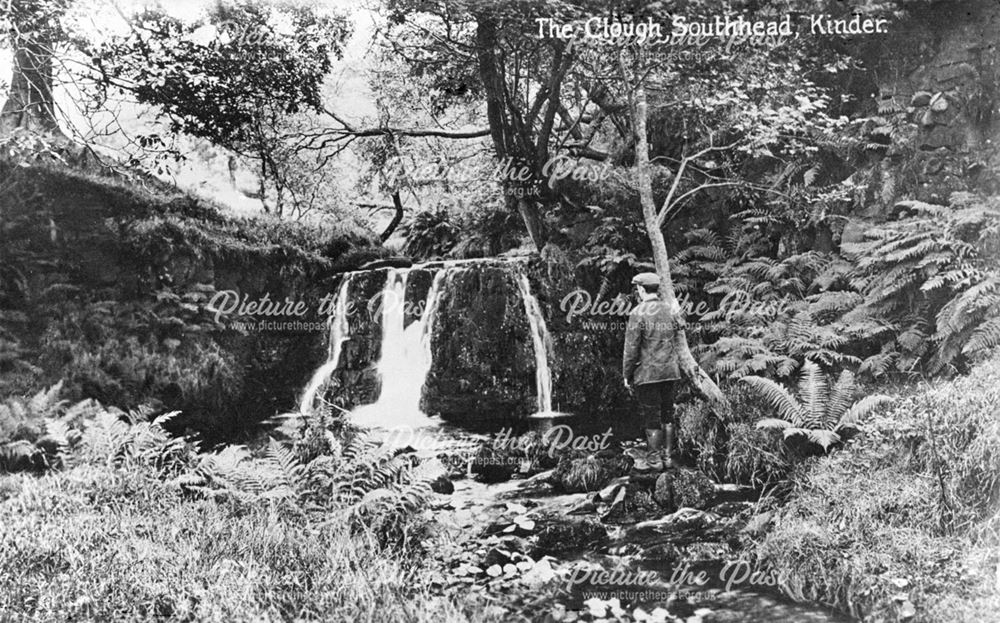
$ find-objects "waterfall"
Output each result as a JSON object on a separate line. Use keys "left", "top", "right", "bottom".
{"left": 514, "top": 271, "right": 556, "bottom": 416}
{"left": 349, "top": 268, "right": 449, "bottom": 429}
{"left": 298, "top": 274, "right": 354, "bottom": 414}
{"left": 297, "top": 259, "right": 562, "bottom": 425}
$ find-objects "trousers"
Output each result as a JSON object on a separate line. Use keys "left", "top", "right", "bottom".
{"left": 634, "top": 380, "right": 677, "bottom": 430}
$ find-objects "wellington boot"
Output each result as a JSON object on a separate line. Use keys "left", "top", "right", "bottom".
{"left": 662, "top": 424, "right": 681, "bottom": 469}
{"left": 645, "top": 428, "right": 665, "bottom": 471}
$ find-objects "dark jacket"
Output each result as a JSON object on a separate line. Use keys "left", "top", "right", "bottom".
{"left": 623, "top": 297, "right": 682, "bottom": 386}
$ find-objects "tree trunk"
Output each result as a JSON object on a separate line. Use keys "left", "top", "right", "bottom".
{"left": 475, "top": 17, "right": 546, "bottom": 251}
{"left": 380, "top": 191, "right": 405, "bottom": 243}
{"left": 630, "top": 85, "right": 727, "bottom": 409}
{"left": 1, "top": 39, "right": 60, "bottom": 136}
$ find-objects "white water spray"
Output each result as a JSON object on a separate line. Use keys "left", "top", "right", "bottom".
{"left": 515, "top": 272, "right": 557, "bottom": 416}
{"left": 298, "top": 274, "right": 354, "bottom": 414}
{"left": 349, "top": 268, "right": 450, "bottom": 429}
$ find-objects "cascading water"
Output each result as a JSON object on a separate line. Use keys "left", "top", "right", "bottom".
{"left": 298, "top": 259, "right": 561, "bottom": 425}
{"left": 298, "top": 274, "right": 355, "bottom": 414}
{"left": 348, "top": 268, "right": 449, "bottom": 429}
{"left": 514, "top": 271, "right": 557, "bottom": 416}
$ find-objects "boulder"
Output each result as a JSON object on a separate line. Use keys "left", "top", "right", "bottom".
{"left": 429, "top": 474, "right": 454, "bottom": 494}
{"left": 653, "top": 468, "right": 716, "bottom": 510}
{"left": 532, "top": 516, "right": 609, "bottom": 557}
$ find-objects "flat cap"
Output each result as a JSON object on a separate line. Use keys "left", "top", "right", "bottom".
{"left": 631, "top": 272, "right": 660, "bottom": 287}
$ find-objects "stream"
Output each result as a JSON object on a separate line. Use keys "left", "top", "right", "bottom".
{"left": 298, "top": 259, "right": 851, "bottom": 622}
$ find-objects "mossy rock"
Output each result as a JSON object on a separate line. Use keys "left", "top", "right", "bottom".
{"left": 653, "top": 468, "right": 716, "bottom": 510}
{"left": 532, "top": 516, "right": 609, "bottom": 557}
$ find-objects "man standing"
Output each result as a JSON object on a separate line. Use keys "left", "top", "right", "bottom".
{"left": 622, "top": 272, "right": 682, "bottom": 471}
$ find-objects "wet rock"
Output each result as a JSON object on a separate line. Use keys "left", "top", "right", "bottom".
{"left": 358, "top": 257, "right": 412, "bottom": 270}
{"left": 599, "top": 486, "right": 661, "bottom": 524}
{"left": 483, "top": 536, "right": 532, "bottom": 568}
{"left": 470, "top": 444, "right": 522, "bottom": 483}
{"left": 550, "top": 454, "right": 633, "bottom": 493}
{"left": 532, "top": 516, "right": 609, "bottom": 557}
{"left": 429, "top": 475, "right": 454, "bottom": 494}
{"left": 653, "top": 468, "right": 716, "bottom": 510}
{"left": 423, "top": 265, "right": 538, "bottom": 421}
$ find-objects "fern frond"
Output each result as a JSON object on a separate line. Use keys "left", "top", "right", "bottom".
{"left": 741, "top": 376, "right": 803, "bottom": 424}
{"left": 826, "top": 370, "right": 858, "bottom": 425}
{"left": 796, "top": 361, "right": 829, "bottom": 429}
{"left": 962, "top": 317, "right": 1000, "bottom": 354}
{"left": 836, "top": 395, "right": 893, "bottom": 431}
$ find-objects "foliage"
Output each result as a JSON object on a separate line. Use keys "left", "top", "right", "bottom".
{"left": 742, "top": 361, "right": 892, "bottom": 451}
{"left": 402, "top": 208, "right": 461, "bottom": 259}
{"left": 0, "top": 382, "right": 85, "bottom": 472}
{"left": 90, "top": 2, "right": 347, "bottom": 149}
{"left": 184, "top": 405, "right": 446, "bottom": 547}
{"left": 673, "top": 228, "right": 865, "bottom": 379}
{"left": 0, "top": 436, "right": 496, "bottom": 622}
{"left": 886, "top": 352, "right": 1000, "bottom": 534}
{"left": 677, "top": 382, "right": 790, "bottom": 487}
{"left": 843, "top": 195, "right": 1000, "bottom": 374}
{"left": 751, "top": 354, "right": 1000, "bottom": 622}
{"left": 85, "top": 2, "right": 350, "bottom": 216}
{"left": 450, "top": 204, "right": 527, "bottom": 259}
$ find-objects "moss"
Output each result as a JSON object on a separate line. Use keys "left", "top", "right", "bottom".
{"left": 1, "top": 160, "right": 378, "bottom": 440}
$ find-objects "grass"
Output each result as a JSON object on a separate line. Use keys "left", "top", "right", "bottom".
{"left": 749, "top": 353, "right": 1000, "bottom": 622}
{"left": 0, "top": 461, "right": 503, "bottom": 622}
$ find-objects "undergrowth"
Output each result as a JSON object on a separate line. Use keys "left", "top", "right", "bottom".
{"left": 750, "top": 352, "right": 1000, "bottom": 622}
{"left": 0, "top": 389, "right": 495, "bottom": 622}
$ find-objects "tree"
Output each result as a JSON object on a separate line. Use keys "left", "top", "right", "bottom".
{"left": 377, "top": 0, "right": 617, "bottom": 250}
{"left": 629, "top": 81, "right": 727, "bottom": 408}
{"left": 0, "top": 0, "right": 69, "bottom": 136}
{"left": 85, "top": 1, "right": 351, "bottom": 216}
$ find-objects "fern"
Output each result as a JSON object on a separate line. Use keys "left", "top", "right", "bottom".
{"left": 742, "top": 361, "right": 891, "bottom": 451}
{"left": 845, "top": 198, "right": 1000, "bottom": 373}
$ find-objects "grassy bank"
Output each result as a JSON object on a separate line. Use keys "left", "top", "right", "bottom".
{"left": 0, "top": 464, "right": 495, "bottom": 622}
{"left": 750, "top": 354, "right": 1000, "bottom": 621}
{"left": 0, "top": 396, "right": 502, "bottom": 623}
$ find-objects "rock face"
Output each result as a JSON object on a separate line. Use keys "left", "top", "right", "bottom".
{"left": 423, "top": 263, "right": 538, "bottom": 423}
{"left": 0, "top": 162, "right": 381, "bottom": 440}
{"left": 325, "top": 258, "right": 641, "bottom": 431}
{"left": 846, "top": 1, "right": 1000, "bottom": 219}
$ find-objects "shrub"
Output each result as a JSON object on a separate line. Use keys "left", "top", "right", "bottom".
{"left": 677, "top": 382, "right": 790, "bottom": 487}
{"left": 402, "top": 208, "right": 460, "bottom": 259}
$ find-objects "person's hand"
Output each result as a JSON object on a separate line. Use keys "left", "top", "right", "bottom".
{"left": 624, "top": 380, "right": 633, "bottom": 392}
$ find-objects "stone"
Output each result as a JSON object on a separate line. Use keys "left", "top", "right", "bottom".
{"left": 929, "top": 93, "right": 949, "bottom": 112}
{"left": 910, "top": 91, "right": 932, "bottom": 107}
{"left": 483, "top": 536, "right": 531, "bottom": 568}
{"left": 429, "top": 475, "right": 454, "bottom": 494}
{"left": 653, "top": 468, "right": 716, "bottom": 510}
{"left": 532, "top": 516, "right": 609, "bottom": 557}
